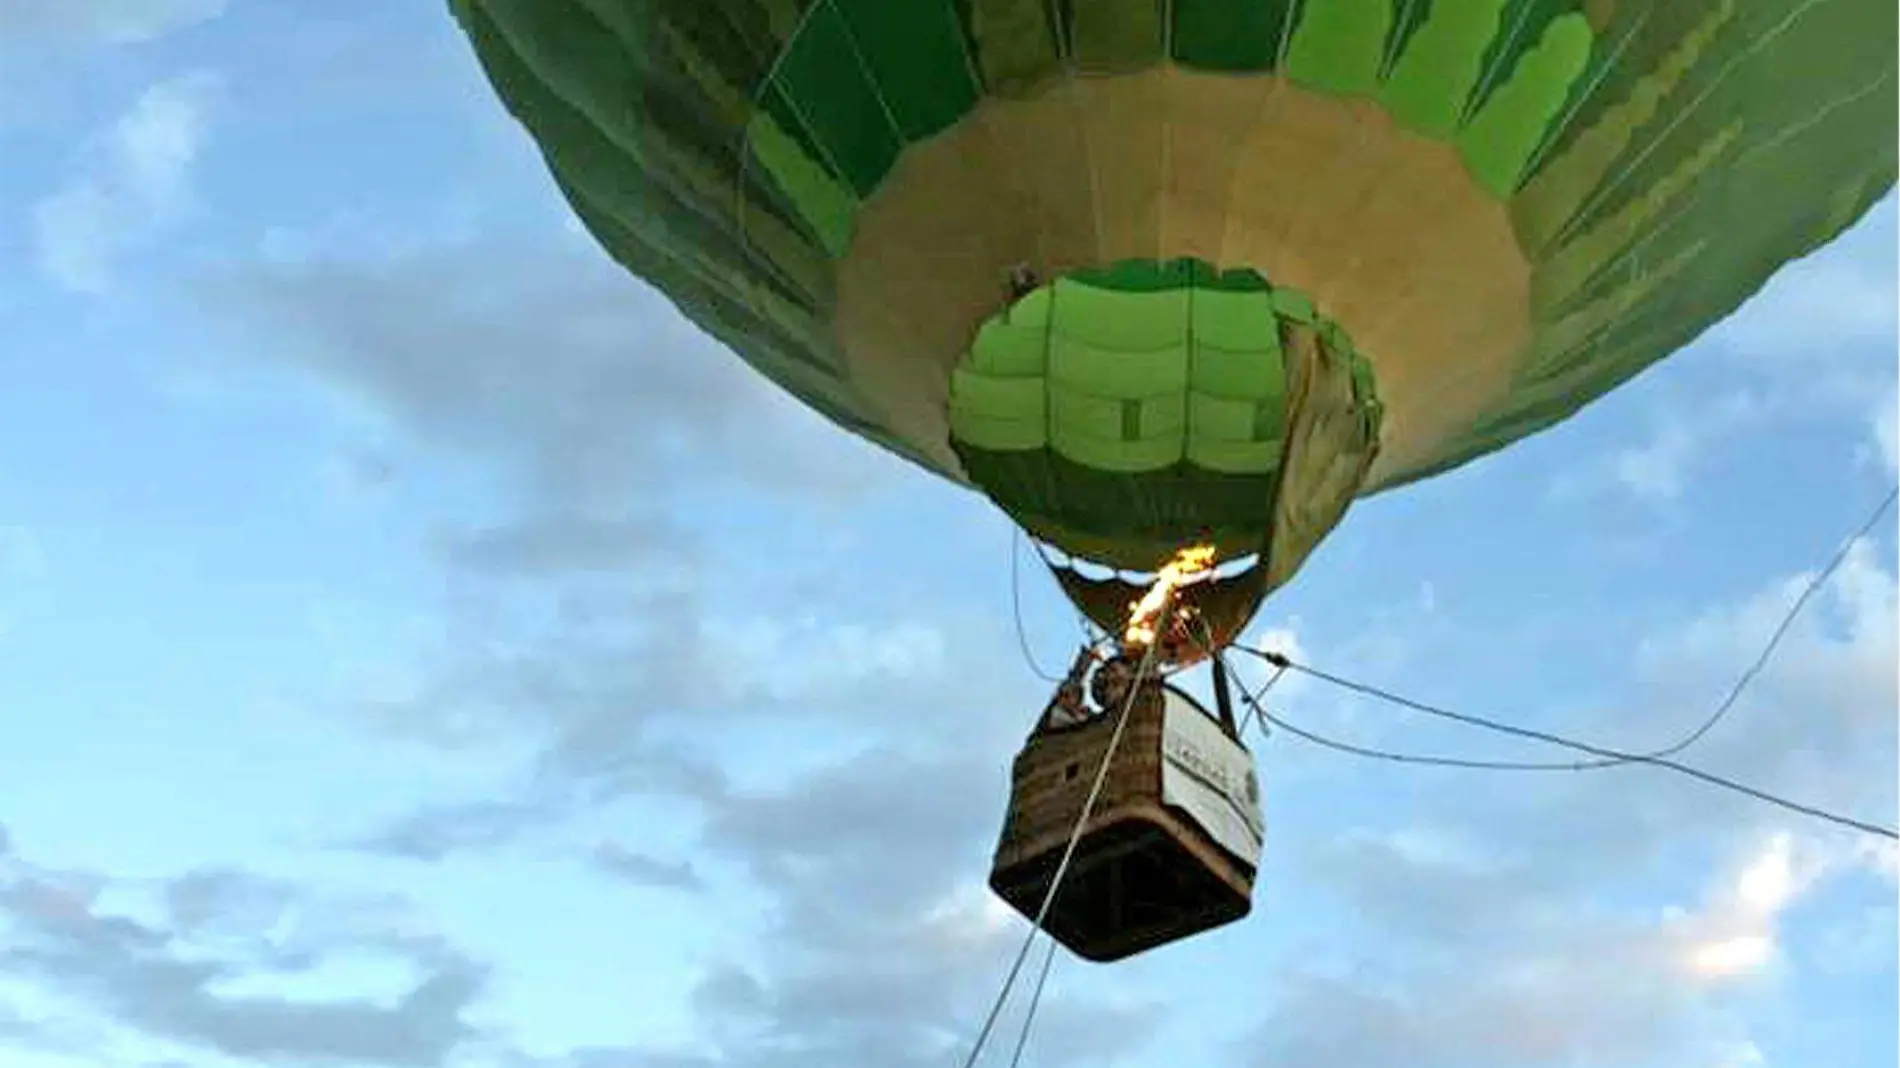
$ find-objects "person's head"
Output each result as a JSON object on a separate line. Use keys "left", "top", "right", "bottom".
{"left": 1090, "top": 653, "right": 1137, "bottom": 709}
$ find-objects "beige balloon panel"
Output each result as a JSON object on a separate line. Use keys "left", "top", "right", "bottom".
{"left": 832, "top": 67, "right": 1534, "bottom": 493}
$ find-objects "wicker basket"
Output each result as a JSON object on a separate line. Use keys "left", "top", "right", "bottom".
{"left": 988, "top": 680, "right": 1258, "bottom": 962}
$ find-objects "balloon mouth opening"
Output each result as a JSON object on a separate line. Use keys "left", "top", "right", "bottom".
{"left": 1035, "top": 538, "right": 1261, "bottom": 586}
{"left": 1033, "top": 537, "right": 1269, "bottom": 661}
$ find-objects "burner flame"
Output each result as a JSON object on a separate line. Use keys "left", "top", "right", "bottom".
{"left": 1122, "top": 544, "right": 1217, "bottom": 648}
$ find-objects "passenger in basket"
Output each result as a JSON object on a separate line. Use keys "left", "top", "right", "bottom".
{"left": 1042, "top": 645, "right": 1097, "bottom": 730}
{"left": 1090, "top": 653, "right": 1140, "bottom": 715}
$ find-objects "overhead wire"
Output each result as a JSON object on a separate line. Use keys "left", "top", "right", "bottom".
{"left": 1239, "top": 487, "right": 1898, "bottom": 772}
{"left": 993, "top": 481, "right": 1899, "bottom": 1059}
{"left": 1233, "top": 658, "right": 1288, "bottom": 739}
{"left": 1231, "top": 646, "right": 1897, "bottom": 839}
{"left": 1231, "top": 644, "right": 1655, "bottom": 772}
{"left": 1643, "top": 486, "right": 1896, "bottom": 759}
{"left": 1217, "top": 486, "right": 1900, "bottom": 836}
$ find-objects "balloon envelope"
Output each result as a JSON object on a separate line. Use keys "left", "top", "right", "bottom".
{"left": 449, "top": 0, "right": 1895, "bottom": 586}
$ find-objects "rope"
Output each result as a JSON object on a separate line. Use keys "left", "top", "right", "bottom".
{"left": 959, "top": 606, "right": 1172, "bottom": 1068}
{"left": 1005, "top": 933, "right": 1060, "bottom": 1067}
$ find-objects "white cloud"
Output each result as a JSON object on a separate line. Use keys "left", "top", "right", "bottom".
{"left": 1245, "top": 819, "right": 1881, "bottom": 1068}
{"left": 1712, "top": 248, "right": 1898, "bottom": 368}
{"left": 1677, "top": 825, "right": 1900, "bottom": 989}
{"left": 1677, "top": 832, "right": 1819, "bottom": 981}
{"left": 916, "top": 880, "right": 1019, "bottom": 957}
{"left": 1246, "top": 623, "right": 1309, "bottom": 699}
{"left": 1638, "top": 537, "right": 1897, "bottom": 752}
{"left": 0, "top": 0, "right": 227, "bottom": 44}
{"left": 1234, "top": 520, "right": 1896, "bottom": 1068}
{"left": 1604, "top": 393, "right": 1765, "bottom": 503}
{"left": 1608, "top": 417, "right": 1702, "bottom": 502}
{"left": 32, "top": 71, "right": 219, "bottom": 292}
{"left": 1872, "top": 389, "right": 1898, "bottom": 480}
{"left": 704, "top": 616, "right": 949, "bottom": 706}
{"left": 114, "top": 77, "right": 213, "bottom": 205}
{"left": 1556, "top": 202, "right": 1895, "bottom": 506}
{"left": 1705, "top": 197, "right": 1896, "bottom": 379}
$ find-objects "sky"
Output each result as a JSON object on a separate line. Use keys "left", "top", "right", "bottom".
{"left": 0, "top": 3, "right": 1894, "bottom": 1067}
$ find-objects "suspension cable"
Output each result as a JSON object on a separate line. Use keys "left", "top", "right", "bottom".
{"left": 1010, "top": 529, "right": 1063, "bottom": 684}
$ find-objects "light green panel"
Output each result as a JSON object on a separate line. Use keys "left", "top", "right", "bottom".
{"left": 968, "top": 319, "right": 1051, "bottom": 377}
{"left": 1050, "top": 424, "right": 1188, "bottom": 472}
{"left": 1191, "top": 288, "right": 1283, "bottom": 350}
{"left": 1192, "top": 344, "right": 1284, "bottom": 400}
{"left": 1051, "top": 279, "right": 1192, "bottom": 350}
{"left": 1271, "top": 288, "right": 1317, "bottom": 323}
{"left": 1139, "top": 393, "right": 1189, "bottom": 438}
{"left": 1190, "top": 437, "right": 1284, "bottom": 473}
{"left": 947, "top": 263, "right": 1359, "bottom": 483}
{"left": 1004, "top": 285, "right": 1055, "bottom": 327}
{"left": 1459, "top": 13, "right": 1594, "bottom": 197}
{"left": 1048, "top": 385, "right": 1128, "bottom": 439}
{"left": 744, "top": 110, "right": 858, "bottom": 257}
{"left": 1190, "top": 392, "right": 1260, "bottom": 440}
{"left": 950, "top": 409, "right": 1049, "bottom": 451}
{"left": 951, "top": 366, "right": 1046, "bottom": 421}
{"left": 1509, "top": 1, "right": 1736, "bottom": 254}
{"left": 1285, "top": 0, "right": 1392, "bottom": 96}
{"left": 1378, "top": 0, "right": 1512, "bottom": 137}
{"left": 945, "top": 259, "right": 1384, "bottom": 566}
{"left": 1048, "top": 338, "right": 1190, "bottom": 397}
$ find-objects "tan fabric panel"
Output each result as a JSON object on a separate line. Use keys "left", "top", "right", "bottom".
{"left": 834, "top": 67, "right": 1532, "bottom": 489}
{"left": 1071, "top": 75, "right": 1166, "bottom": 264}
{"left": 1265, "top": 323, "right": 1376, "bottom": 590}
{"left": 977, "top": 82, "right": 1103, "bottom": 276}
{"left": 1159, "top": 74, "right": 1271, "bottom": 262}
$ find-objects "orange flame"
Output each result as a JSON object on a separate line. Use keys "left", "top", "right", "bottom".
{"left": 1122, "top": 544, "right": 1218, "bottom": 648}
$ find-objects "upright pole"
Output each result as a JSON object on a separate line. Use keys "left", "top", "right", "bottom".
{"left": 1210, "top": 650, "right": 1239, "bottom": 737}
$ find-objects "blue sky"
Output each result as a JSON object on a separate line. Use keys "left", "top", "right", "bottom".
{"left": 0, "top": 3, "right": 1894, "bottom": 1067}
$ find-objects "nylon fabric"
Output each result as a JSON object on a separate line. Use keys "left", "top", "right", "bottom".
{"left": 451, "top": 0, "right": 1895, "bottom": 581}
{"left": 949, "top": 260, "right": 1379, "bottom": 570}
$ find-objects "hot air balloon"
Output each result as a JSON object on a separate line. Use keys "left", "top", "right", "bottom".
{"left": 447, "top": 0, "right": 1896, "bottom": 960}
